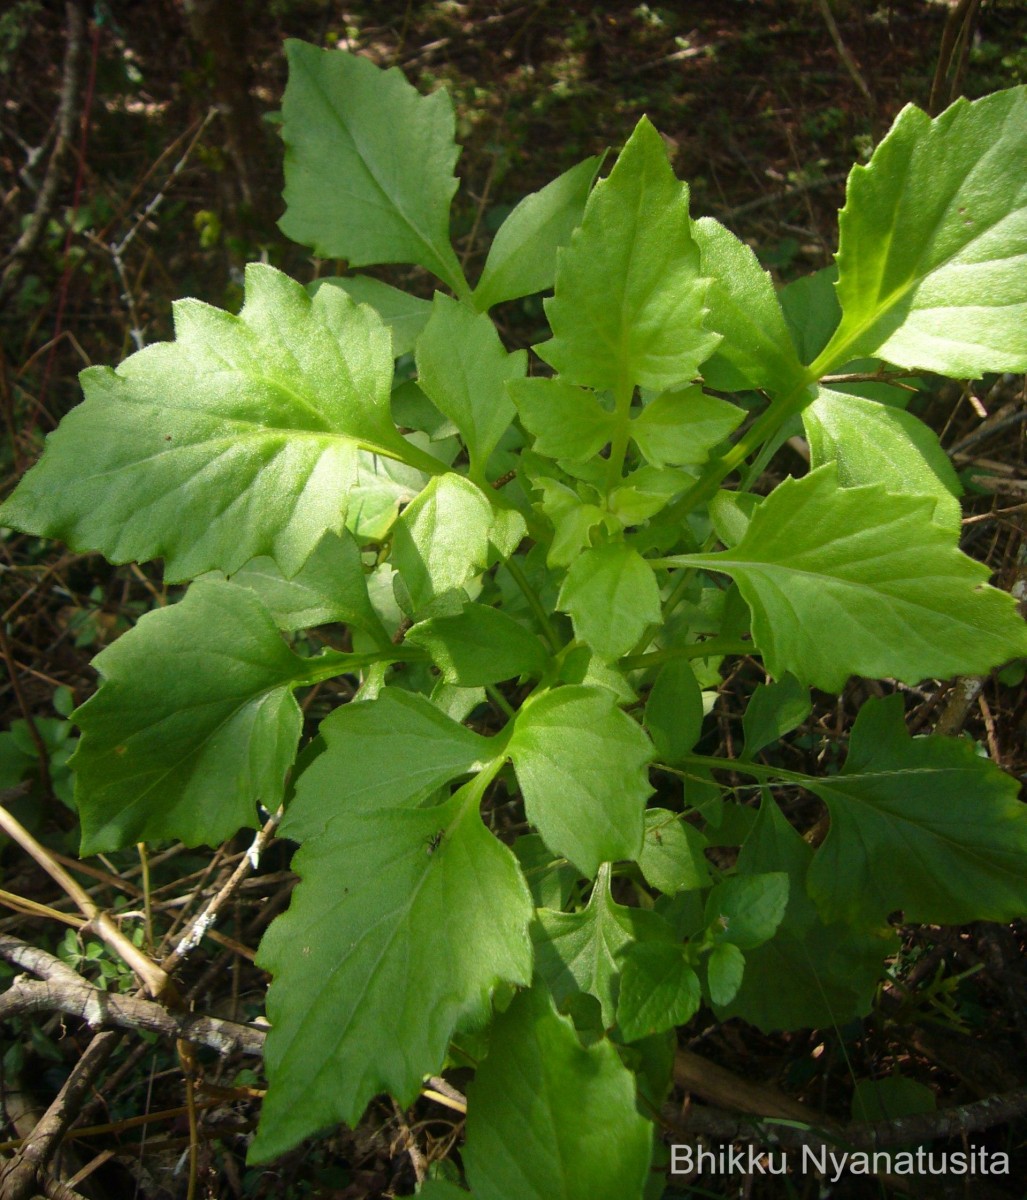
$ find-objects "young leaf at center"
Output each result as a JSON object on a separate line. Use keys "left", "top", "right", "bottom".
{"left": 535, "top": 116, "right": 719, "bottom": 392}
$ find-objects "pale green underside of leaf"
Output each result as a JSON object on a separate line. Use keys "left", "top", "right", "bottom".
{"left": 824, "top": 87, "right": 1027, "bottom": 375}
{"left": 509, "top": 686, "right": 653, "bottom": 875}
{"left": 808, "top": 696, "right": 1027, "bottom": 925}
{"left": 253, "top": 787, "right": 533, "bottom": 1160}
{"left": 463, "top": 987, "right": 652, "bottom": 1200}
{"left": 0, "top": 265, "right": 433, "bottom": 581}
{"left": 473, "top": 155, "right": 601, "bottom": 312}
{"left": 691, "top": 216, "right": 808, "bottom": 394}
{"left": 803, "top": 387, "right": 962, "bottom": 534}
{"left": 278, "top": 41, "right": 466, "bottom": 294}
{"left": 674, "top": 465, "right": 1027, "bottom": 690}
{"left": 557, "top": 542, "right": 661, "bottom": 661}
{"left": 536, "top": 117, "right": 719, "bottom": 391}
{"left": 416, "top": 294, "right": 526, "bottom": 473}
{"left": 71, "top": 581, "right": 327, "bottom": 855}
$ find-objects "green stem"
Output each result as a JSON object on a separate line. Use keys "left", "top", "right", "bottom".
{"left": 301, "top": 646, "right": 425, "bottom": 685}
{"left": 505, "top": 555, "right": 562, "bottom": 653}
{"left": 671, "top": 752, "right": 813, "bottom": 789}
{"left": 604, "top": 373, "right": 636, "bottom": 495}
{"left": 485, "top": 683, "right": 517, "bottom": 720}
{"left": 659, "top": 369, "right": 817, "bottom": 525}
{"left": 619, "top": 638, "right": 755, "bottom": 672}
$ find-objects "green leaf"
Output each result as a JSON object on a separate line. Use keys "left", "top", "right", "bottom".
{"left": 705, "top": 873, "right": 788, "bottom": 950}
{"left": 741, "top": 674, "right": 811, "bottom": 760}
{"left": 670, "top": 465, "right": 1027, "bottom": 690}
{"left": 473, "top": 156, "right": 601, "bottom": 311}
{"left": 0, "top": 265, "right": 438, "bottom": 581}
{"left": 510, "top": 687, "right": 652, "bottom": 876}
{"left": 514, "top": 834, "right": 579, "bottom": 910}
{"left": 310, "top": 276, "right": 432, "bottom": 357}
{"left": 821, "top": 88, "right": 1027, "bottom": 375}
{"left": 416, "top": 295, "right": 527, "bottom": 476}
{"left": 406, "top": 602, "right": 549, "bottom": 685}
{"left": 779, "top": 265, "right": 840, "bottom": 364}
{"left": 630, "top": 386, "right": 743, "bottom": 468}
{"left": 463, "top": 986, "right": 653, "bottom": 1200}
{"left": 509, "top": 378, "right": 617, "bottom": 462}
{"left": 253, "top": 774, "right": 533, "bottom": 1160}
{"left": 225, "top": 530, "right": 387, "bottom": 638}
{"left": 637, "top": 809, "right": 710, "bottom": 894}
{"left": 279, "top": 688, "right": 490, "bottom": 842}
{"left": 557, "top": 543, "right": 661, "bottom": 661}
{"left": 536, "top": 117, "right": 718, "bottom": 391}
{"left": 803, "top": 387, "right": 962, "bottom": 534}
{"left": 715, "top": 798, "right": 892, "bottom": 1031}
{"left": 533, "top": 865, "right": 669, "bottom": 1026}
{"left": 391, "top": 474, "right": 495, "bottom": 614}
{"left": 691, "top": 217, "right": 807, "bottom": 394}
{"left": 616, "top": 942, "right": 701, "bottom": 1042}
{"left": 706, "top": 942, "right": 745, "bottom": 1007}
{"left": 278, "top": 42, "right": 467, "bottom": 296}
{"left": 645, "top": 660, "right": 704, "bottom": 765}
{"left": 808, "top": 695, "right": 1027, "bottom": 925}
{"left": 70, "top": 581, "right": 339, "bottom": 854}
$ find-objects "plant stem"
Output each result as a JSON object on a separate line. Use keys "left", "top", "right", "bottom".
{"left": 505, "top": 555, "right": 562, "bottom": 652}
{"left": 604, "top": 373, "right": 636, "bottom": 495}
{"left": 659, "top": 371, "right": 817, "bottom": 524}
{"left": 619, "top": 638, "right": 754, "bottom": 672}
{"left": 672, "top": 752, "right": 813, "bottom": 789}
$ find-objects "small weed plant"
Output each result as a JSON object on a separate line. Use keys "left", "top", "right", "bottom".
{"left": 4, "top": 41, "right": 1027, "bottom": 1196}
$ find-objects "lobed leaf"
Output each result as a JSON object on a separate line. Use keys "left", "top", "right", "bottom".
{"left": 253, "top": 777, "right": 533, "bottom": 1160}
{"left": 278, "top": 41, "right": 467, "bottom": 294}
{"left": 808, "top": 696, "right": 1027, "bottom": 925}
{"left": 692, "top": 216, "right": 808, "bottom": 394}
{"left": 463, "top": 986, "right": 653, "bottom": 1200}
{"left": 557, "top": 542, "right": 661, "bottom": 661}
{"left": 535, "top": 116, "right": 719, "bottom": 391}
{"left": 391, "top": 473, "right": 495, "bottom": 614}
{"left": 0, "top": 265, "right": 437, "bottom": 581}
{"left": 616, "top": 942, "right": 701, "bottom": 1042}
{"left": 473, "top": 156, "right": 601, "bottom": 311}
{"left": 224, "top": 529, "right": 388, "bottom": 638}
{"left": 716, "top": 798, "right": 893, "bottom": 1032}
{"left": 533, "top": 865, "right": 670, "bottom": 1026}
{"left": 70, "top": 580, "right": 341, "bottom": 854}
{"left": 822, "top": 87, "right": 1027, "bottom": 375}
{"left": 416, "top": 294, "right": 527, "bottom": 476}
{"left": 803, "top": 387, "right": 962, "bottom": 534}
{"left": 278, "top": 687, "right": 490, "bottom": 842}
{"left": 672, "top": 465, "right": 1027, "bottom": 690}
{"left": 509, "top": 687, "right": 653, "bottom": 875}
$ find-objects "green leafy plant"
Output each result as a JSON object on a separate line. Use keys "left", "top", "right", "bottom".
{"left": 3, "top": 40, "right": 1027, "bottom": 1194}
